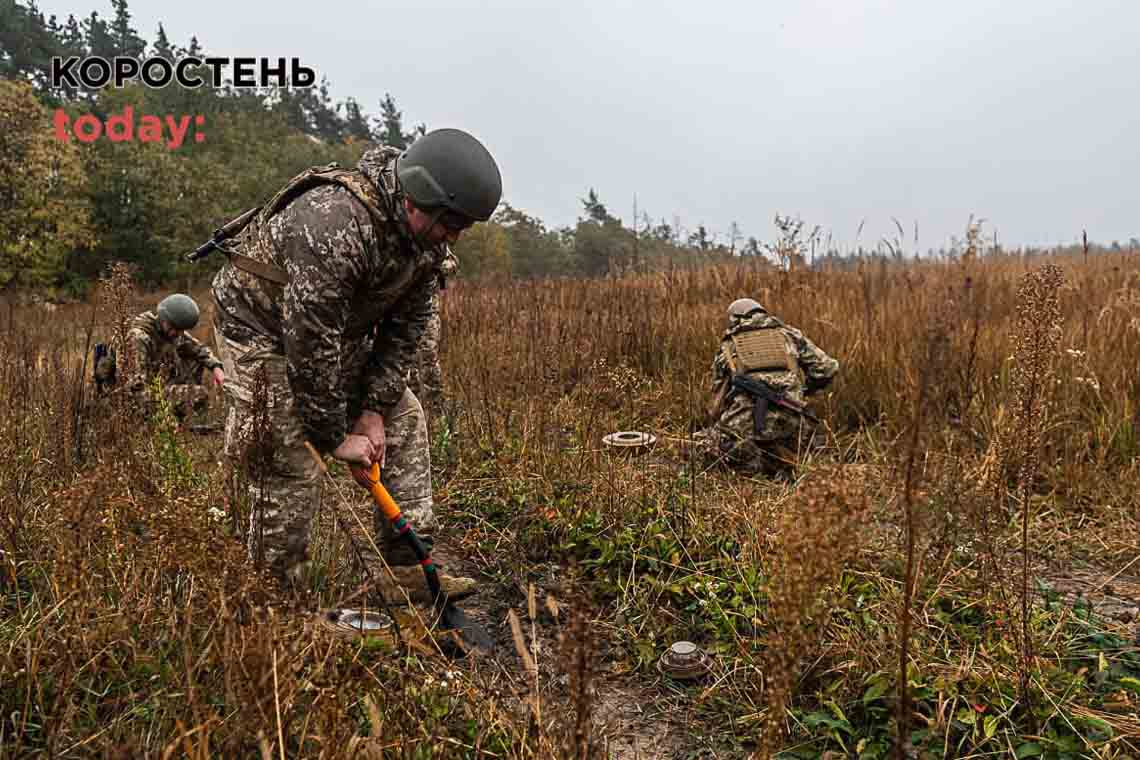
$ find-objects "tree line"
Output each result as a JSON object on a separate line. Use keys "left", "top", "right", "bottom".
{"left": 1, "top": 0, "right": 782, "bottom": 296}
{"left": 3, "top": 1, "right": 1127, "bottom": 297}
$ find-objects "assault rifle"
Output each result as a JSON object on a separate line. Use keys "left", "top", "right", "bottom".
{"left": 186, "top": 207, "right": 260, "bottom": 263}
{"left": 184, "top": 207, "right": 289, "bottom": 285}
{"left": 730, "top": 374, "right": 819, "bottom": 435}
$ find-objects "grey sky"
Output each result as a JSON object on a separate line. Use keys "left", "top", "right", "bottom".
{"left": 41, "top": 0, "right": 1140, "bottom": 250}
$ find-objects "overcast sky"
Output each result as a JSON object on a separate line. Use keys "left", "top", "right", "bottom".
{"left": 39, "top": 0, "right": 1140, "bottom": 251}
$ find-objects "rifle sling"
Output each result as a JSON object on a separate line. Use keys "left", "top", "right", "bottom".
{"left": 226, "top": 250, "right": 290, "bottom": 285}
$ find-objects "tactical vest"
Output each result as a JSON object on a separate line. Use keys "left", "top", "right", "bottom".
{"left": 716, "top": 322, "right": 810, "bottom": 434}
{"left": 191, "top": 163, "right": 395, "bottom": 285}
{"left": 720, "top": 324, "right": 795, "bottom": 377}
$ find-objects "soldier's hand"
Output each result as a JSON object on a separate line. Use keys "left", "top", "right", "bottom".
{"left": 332, "top": 434, "right": 376, "bottom": 467}
{"left": 211, "top": 367, "right": 225, "bottom": 387}
{"left": 350, "top": 465, "right": 376, "bottom": 489}
{"left": 351, "top": 410, "right": 386, "bottom": 469}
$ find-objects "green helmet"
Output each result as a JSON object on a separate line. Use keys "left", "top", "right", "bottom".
{"left": 727, "top": 298, "right": 765, "bottom": 327}
{"left": 157, "top": 293, "right": 200, "bottom": 330}
{"left": 396, "top": 128, "right": 502, "bottom": 223}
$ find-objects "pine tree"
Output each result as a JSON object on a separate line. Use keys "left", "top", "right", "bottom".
{"left": 50, "top": 14, "right": 85, "bottom": 100}
{"left": 581, "top": 189, "right": 609, "bottom": 224}
{"left": 377, "top": 93, "right": 412, "bottom": 149}
{"left": 342, "top": 96, "right": 373, "bottom": 142}
{"left": 152, "top": 22, "right": 174, "bottom": 59}
{"left": 76, "top": 11, "right": 115, "bottom": 103}
{"left": 43, "top": 13, "right": 68, "bottom": 100}
{"left": 309, "top": 77, "right": 345, "bottom": 143}
{"left": 270, "top": 87, "right": 312, "bottom": 135}
{"left": 110, "top": 0, "right": 145, "bottom": 58}
{"left": 0, "top": 0, "right": 59, "bottom": 96}
{"left": 82, "top": 12, "right": 115, "bottom": 59}
{"left": 62, "top": 13, "right": 84, "bottom": 53}
{"left": 0, "top": 0, "right": 21, "bottom": 63}
{"left": 688, "top": 224, "right": 711, "bottom": 251}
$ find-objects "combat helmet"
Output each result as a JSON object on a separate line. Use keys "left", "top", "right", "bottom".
{"left": 396, "top": 128, "right": 502, "bottom": 226}
{"left": 727, "top": 297, "right": 765, "bottom": 327}
{"left": 157, "top": 293, "right": 200, "bottom": 331}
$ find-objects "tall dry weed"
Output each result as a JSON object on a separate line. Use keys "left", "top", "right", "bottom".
{"left": 756, "top": 469, "right": 870, "bottom": 757}
{"left": 893, "top": 283, "right": 960, "bottom": 758}
{"left": 91, "top": 262, "right": 145, "bottom": 452}
{"left": 1008, "top": 263, "right": 1065, "bottom": 723}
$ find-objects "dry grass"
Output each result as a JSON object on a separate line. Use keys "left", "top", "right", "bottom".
{"left": 1, "top": 246, "right": 1139, "bottom": 758}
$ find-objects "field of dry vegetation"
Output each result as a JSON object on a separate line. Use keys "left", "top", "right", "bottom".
{"left": 2, "top": 245, "right": 1140, "bottom": 759}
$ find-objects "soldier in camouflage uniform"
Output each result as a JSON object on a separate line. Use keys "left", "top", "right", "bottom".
{"left": 407, "top": 248, "right": 457, "bottom": 415}
{"left": 210, "top": 128, "right": 501, "bottom": 594}
{"left": 695, "top": 298, "right": 839, "bottom": 477}
{"left": 95, "top": 293, "right": 225, "bottom": 419}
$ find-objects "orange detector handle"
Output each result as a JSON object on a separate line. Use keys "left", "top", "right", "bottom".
{"left": 353, "top": 461, "right": 442, "bottom": 588}
{"left": 356, "top": 462, "right": 402, "bottom": 522}
{"left": 303, "top": 442, "right": 405, "bottom": 524}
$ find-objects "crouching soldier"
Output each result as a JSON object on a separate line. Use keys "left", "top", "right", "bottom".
{"left": 95, "top": 293, "right": 225, "bottom": 420}
{"left": 695, "top": 298, "right": 838, "bottom": 477}
{"left": 209, "top": 128, "right": 499, "bottom": 600}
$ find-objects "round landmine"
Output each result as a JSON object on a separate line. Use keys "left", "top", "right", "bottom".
{"left": 657, "top": 640, "right": 712, "bottom": 680}
{"left": 602, "top": 431, "right": 657, "bottom": 451}
{"left": 317, "top": 608, "right": 394, "bottom": 638}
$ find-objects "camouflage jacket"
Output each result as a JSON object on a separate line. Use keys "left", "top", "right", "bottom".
{"left": 211, "top": 146, "right": 448, "bottom": 452}
{"left": 125, "top": 310, "right": 222, "bottom": 392}
{"left": 708, "top": 312, "right": 839, "bottom": 425}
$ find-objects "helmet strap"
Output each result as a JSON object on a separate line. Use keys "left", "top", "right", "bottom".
{"left": 414, "top": 206, "right": 447, "bottom": 246}
{"left": 394, "top": 157, "right": 449, "bottom": 248}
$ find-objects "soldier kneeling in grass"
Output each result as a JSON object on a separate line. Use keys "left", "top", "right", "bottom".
{"left": 93, "top": 293, "right": 225, "bottom": 421}
{"left": 694, "top": 298, "right": 839, "bottom": 478}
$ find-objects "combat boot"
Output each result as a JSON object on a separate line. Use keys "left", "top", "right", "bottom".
{"left": 373, "top": 565, "right": 479, "bottom": 606}
{"left": 374, "top": 535, "right": 479, "bottom": 606}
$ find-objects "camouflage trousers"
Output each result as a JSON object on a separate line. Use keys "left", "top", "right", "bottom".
{"left": 694, "top": 396, "right": 815, "bottom": 478}
{"left": 215, "top": 332, "right": 434, "bottom": 580}
{"left": 406, "top": 297, "right": 443, "bottom": 414}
